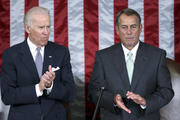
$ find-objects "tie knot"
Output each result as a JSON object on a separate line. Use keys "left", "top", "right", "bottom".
{"left": 127, "top": 52, "right": 133, "bottom": 58}
{"left": 36, "top": 47, "right": 41, "bottom": 52}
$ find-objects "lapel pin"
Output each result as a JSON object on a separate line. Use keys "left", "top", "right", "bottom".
{"left": 49, "top": 56, "right": 52, "bottom": 58}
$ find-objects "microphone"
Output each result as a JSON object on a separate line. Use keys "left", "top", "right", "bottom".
{"left": 92, "top": 87, "right": 105, "bottom": 120}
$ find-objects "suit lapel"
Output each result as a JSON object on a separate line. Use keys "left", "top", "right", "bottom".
{"left": 20, "top": 41, "right": 55, "bottom": 82}
{"left": 112, "top": 44, "right": 131, "bottom": 91}
{"left": 41, "top": 43, "right": 56, "bottom": 114}
{"left": 42, "top": 42, "right": 54, "bottom": 74}
{"left": 131, "top": 42, "right": 148, "bottom": 91}
{"left": 20, "top": 40, "right": 39, "bottom": 82}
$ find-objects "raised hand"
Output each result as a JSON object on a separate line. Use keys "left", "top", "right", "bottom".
{"left": 126, "top": 91, "right": 146, "bottom": 106}
{"left": 39, "top": 65, "right": 55, "bottom": 91}
{"left": 114, "top": 94, "right": 131, "bottom": 114}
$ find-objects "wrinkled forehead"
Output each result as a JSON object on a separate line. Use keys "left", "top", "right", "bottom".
{"left": 119, "top": 14, "right": 139, "bottom": 25}
{"left": 31, "top": 13, "right": 50, "bottom": 27}
{"left": 31, "top": 12, "right": 50, "bottom": 19}
{"left": 32, "top": 13, "right": 50, "bottom": 21}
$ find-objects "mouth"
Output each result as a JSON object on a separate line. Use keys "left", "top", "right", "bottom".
{"left": 42, "top": 37, "right": 49, "bottom": 40}
{"left": 41, "top": 39, "right": 48, "bottom": 44}
{"left": 126, "top": 37, "right": 134, "bottom": 41}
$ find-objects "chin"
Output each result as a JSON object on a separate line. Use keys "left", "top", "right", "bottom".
{"left": 126, "top": 43, "right": 136, "bottom": 48}
{"left": 41, "top": 41, "right": 48, "bottom": 46}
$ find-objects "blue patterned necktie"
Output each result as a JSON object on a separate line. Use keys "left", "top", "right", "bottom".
{"left": 35, "top": 47, "right": 43, "bottom": 78}
{"left": 126, "top": 52, "right": 134, "bottom": 84}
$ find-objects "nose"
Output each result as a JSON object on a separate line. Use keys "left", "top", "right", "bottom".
{"left": 126, "top": 28, "right": 132, "bottom": 35}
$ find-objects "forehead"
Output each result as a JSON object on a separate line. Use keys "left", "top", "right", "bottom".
{"left": 31, "top": 13, "right": 50, "bottom": 24}
{"left": 119, "top": 14, "right": 139, "bottom": 25}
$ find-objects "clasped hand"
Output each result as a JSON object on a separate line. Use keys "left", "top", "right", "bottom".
{"left": 114, "top": 91, "right": 146, "bottom": 114}
{"left": 39, "top": 65, "right": 55, "bottom": 91}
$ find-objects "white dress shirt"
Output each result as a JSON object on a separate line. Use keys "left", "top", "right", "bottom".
{"left": 121, "top": 42, "right": 139, "bottom": 63}
{"left": 121, "top": 42, "right": 146, "bottom": 109}
{"left": 27, "top": 38, "right": 53, "bottom": 97}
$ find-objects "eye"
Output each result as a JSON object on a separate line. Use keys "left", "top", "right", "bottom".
{"left": 131, "top": 24, "right": 137, "bottom": 29}
{"left": 39, "top": 26, "right": 44, "bottom": 29}
{"left": 121, "top": 25, "right": 128, "bottom": 30}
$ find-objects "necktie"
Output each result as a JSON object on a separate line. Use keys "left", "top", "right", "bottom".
{"left": 35, "top": 47, "right": 43, "bottom": 78}
{"left": 126, "top": 52, "right": 134, "bottom": 84}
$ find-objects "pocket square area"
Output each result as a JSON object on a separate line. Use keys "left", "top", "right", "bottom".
{"left": 52, "top": 67, "right": 60, "bottom": 72}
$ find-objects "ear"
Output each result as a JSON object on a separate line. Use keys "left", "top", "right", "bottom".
{"left": 115, "top": 25, "right": 119, "bottom": 35}
{"left": 25, "top": 24, "right": 31, "bottom": 34}
{"left": 139, "top": 24, "right": 142, "bottom": 32}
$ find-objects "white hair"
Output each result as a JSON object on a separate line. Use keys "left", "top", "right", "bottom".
{"left": 24, "top": 6, "right": 50, "bottom": 27}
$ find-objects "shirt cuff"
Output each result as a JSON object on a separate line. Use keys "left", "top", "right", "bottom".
{"left": 35, "top": 84, "right": 43, "bottom": 97}
{"left": 45, "top": 81, "right": 53, "bottom": 95}
{"left": 113, "top": 102, "right": 118, "bottom": 107}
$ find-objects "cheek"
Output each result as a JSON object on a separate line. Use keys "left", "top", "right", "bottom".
{"left": 31, "top": 29, "right": 40, "bottom": 36}
{"left": 119, "top": 31, "right": 126, "bottom": 37}
{"left": 34, "top": 31, "right": 42, "bottom": 38}
{"left": 134, "top": 32, "right": 141, "bottom": 38}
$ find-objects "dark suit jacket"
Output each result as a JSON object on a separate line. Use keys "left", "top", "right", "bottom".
{"left": 88, "top": 41, "right": 174, "bottom": 120}
{"left": 0, "top": 40, "right": 76, "bottom": 120}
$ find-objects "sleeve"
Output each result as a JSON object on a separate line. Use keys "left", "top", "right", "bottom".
{"left": 88, "top": 52, "right": 119, "bottom": 113}
{"left": 0, "top": 50, "right": 39, "bottom": 105}
{"left": 145, "top": 50, "right": 174, "bottom": 114}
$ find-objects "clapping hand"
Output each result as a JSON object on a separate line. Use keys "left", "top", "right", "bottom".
{"left": 39, "top": 65, "right": 55, "bottom": 91}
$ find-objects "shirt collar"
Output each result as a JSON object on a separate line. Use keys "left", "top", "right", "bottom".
{"left": 27, "top": 37, "right": 45, "bottom": 61}
{"left": 121, "top": 42, "right": 139, "bottom": 62}
{"left": 27, "top": 37, "right": 45, "bottom": 53}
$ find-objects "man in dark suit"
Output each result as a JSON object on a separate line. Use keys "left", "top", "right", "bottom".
{"left": 88, "top": 8, "right": 174, "bottom": 120}
{"left": 0, "top": 6, "right": 75, "bottom": 120}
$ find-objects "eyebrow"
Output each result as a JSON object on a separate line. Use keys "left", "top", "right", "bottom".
{"left": 121, "top": 24, "right": 137, "bottom": 26}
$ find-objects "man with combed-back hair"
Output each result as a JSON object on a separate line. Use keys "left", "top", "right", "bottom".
{"left": 0, "top": 6, "right": 76, "bottom": 120}
{"left": 88, "top": 8, "right": 174, "bottom": 120}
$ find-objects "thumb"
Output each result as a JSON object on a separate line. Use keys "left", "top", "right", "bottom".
{"left": 49, "top": 65, "right": 52, "bottom": 72}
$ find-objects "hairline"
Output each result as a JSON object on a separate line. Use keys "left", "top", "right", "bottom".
{"left": 116, "top": 8, "right": 141, "bottom": 27}
{"left": 24, "top": 6, "right": 50, "bottom": 27}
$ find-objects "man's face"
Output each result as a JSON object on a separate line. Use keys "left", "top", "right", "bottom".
{"left": 26, "top": 13, "right": 50, "bottom": 47}
{"left": 116, "top": 13, "right": 142, "bottom": 50}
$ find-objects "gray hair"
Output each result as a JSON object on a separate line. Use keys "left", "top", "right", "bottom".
{"left": 24, "top": 6, "right": 50, "bottom": 27}
{"left": 116, "top": 8, "right": 141, "bottom": 27}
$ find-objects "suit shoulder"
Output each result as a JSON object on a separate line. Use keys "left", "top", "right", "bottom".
{"left": 97, "top": 43, "right": 121, "bottom": 55}
{"left": 141, "top": 42, "right": 165, "bottom": 52}
{"left": 48, "top": 41, "right": 68, "bottom": 51}
{"left": 3, "top": 41, "right": 24, "bottom": 54}
{"left": 47, "top": 42, "right": 70, "bottom": 57}
{"left": 141, "top": 42, "right": 166, "bottom": 55}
